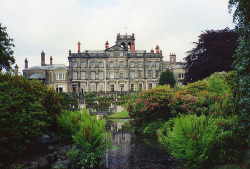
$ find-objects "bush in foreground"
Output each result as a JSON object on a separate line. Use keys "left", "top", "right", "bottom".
{"left": 0, "top": 72, "right": 61, "bottom": 167}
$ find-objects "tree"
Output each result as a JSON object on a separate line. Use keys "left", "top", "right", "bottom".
{"left": 182, "top": 28, "right": 239, "bottom": 84}
{"left": 159, "top": 69, "right": 176, "bottom": 87}
{"left": 228, "top": 0, "right": 250, "bottom": 120}
{"left": 0, "top": 23, "right": 15, "bottom": 71}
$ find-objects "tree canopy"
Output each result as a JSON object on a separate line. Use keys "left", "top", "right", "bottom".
{"left": 182, "top": 28, "right": 238, "bottom": 84}
{"left": 228, "top": 0, "right": 250, "bottom": 120}
{"left": 0, "top": 23, "right": 15, "bottom": 72}
{"left": 159, "top": 69, "right": 176, "bottom": 87}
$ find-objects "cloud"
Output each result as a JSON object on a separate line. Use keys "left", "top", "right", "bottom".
{"left": 0, "top": 0, "right": 234, "bottom": 72}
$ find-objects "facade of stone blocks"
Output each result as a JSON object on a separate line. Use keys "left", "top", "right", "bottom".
{"left": 22, "top": 33, "right": 185, "bottom": 94}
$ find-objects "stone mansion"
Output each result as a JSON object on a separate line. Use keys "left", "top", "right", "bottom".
{"left": 22, "top": 33, "right": 185, "bottom": 94}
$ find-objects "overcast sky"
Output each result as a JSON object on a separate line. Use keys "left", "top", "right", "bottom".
{"left": 0, "top": 0, "right": 235, "bottom": 73}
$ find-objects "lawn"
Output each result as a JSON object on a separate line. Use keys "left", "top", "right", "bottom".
{"left": 108, "top": 110, "right": 129, "bottom": 119}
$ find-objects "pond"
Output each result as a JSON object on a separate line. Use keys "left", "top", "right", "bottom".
{"left": 103, "top": 119, "right": 180, "bottom": 169}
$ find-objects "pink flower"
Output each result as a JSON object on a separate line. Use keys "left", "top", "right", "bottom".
{"left": 137, "top": 100, "right": 140, "bottom": 103}
{"left": 144, "top": 105, "right": 146, "bottom": 107}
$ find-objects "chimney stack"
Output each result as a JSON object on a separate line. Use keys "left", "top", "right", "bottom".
{"left": 78, "top": 41, "right": 81, "bottom": 53}
{"left": 105, "top": 41, "right": 109, "bottom": 49}
{"left": 156, "top": 45, "right": 160, "bottom": 53}
{"left": 15, "top": 64, "right": 19, "bottom": 75}
{"left": 50, "top": 56, "right": 53, "bottom": 65}
{"left": 25, "top": 58, "right": 28, "bottom": 69}
{"left": 131, "top": 41, "right": 135, "bottom": 54}
{"left": 41, "top": 51, "right": 45, "bottom": 66}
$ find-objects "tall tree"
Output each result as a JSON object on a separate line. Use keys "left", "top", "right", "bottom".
{"left": 159, "top": 69, "right": 176, "bottom": 87}
{"left": 229, "top": 0, "right": 250, "bottom": 120}
{"left": 0, "top": 23, "right": 15, "bottom": 71}
{"left": 183, "top": 28, "right": 238, "bottom": 84}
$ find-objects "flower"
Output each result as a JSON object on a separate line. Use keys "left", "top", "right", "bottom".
{"left": 209, "top": 112, "right": 212, "bottom": 115}
{"left": 137, "top": 100, "right": 140, "bottom": 103}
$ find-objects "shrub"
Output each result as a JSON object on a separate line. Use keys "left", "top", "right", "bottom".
{"left": 55, "top": 110, "right": 82, "bottom": 145}
{"left": 142, "top": 120, "right": 165, "bottom": 137}
{"left": 159, "top": 114, "right": 219, "bottom": 168}
{"left": 128, "top": 85, "right": 176, "bottom": 131}
{"left": 0, "top": 72, "right": 61, "bottom": 166}
{"left": 68, "top": 108, "right": 111, "bottom": 168}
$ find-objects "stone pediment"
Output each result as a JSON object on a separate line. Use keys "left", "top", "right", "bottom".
{"left": 106, "top": 45, "right": 125, "bottom": 51}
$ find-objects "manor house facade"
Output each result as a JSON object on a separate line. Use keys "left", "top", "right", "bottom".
{"left": 23, "top": 33, "right": 185, "bottom": 94}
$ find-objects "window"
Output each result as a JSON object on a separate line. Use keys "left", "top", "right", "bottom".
{"left": 98, "top": 62, "right": 103, "bottom": 68}
{"left": 72, "top": 62, "right": 77, "bottom": 68}
{"left": 155, "top": 61, "right": 160, "bottom": 68}
{"left": 122, "top": 145, "right": 126, "bottom": 154}
{"left": 130, "top": 71, "right": 135, "bottom": 79}
{"left": 109, "top": 61, "right": 114, "bottom": 68}
{"left": 99, "top": 71, "right": 103, "bottom": 79}
{"left": 138, "top": 83, "right": 143, "bottom": 91}
{"left": 156, "top": 71, "right": 160, "bottom": 78}
{"left": 148, "top": 70, "right": 152, "bottom": 78}
{"left": 91, "top": 72, "right": 95, "bottom": 79}
{"left": 56, "top": 73, "right": 65, "bottom": 80}
{"left": 110, "top": 72, "right": 114, "bottom": 79}
{"left": 91, "top": 85, "right": 95, "bottom": 92}
{"left": 56, "top": 85, "right": 65, "bottom": 93}
{"left": 110, "top": 52, "right": 113, "bottom": 57}
{"left": 148, "top": 83, "right": 153, "bottom": 89}
{"left": 130, "top": 84, "right": 134, "bottom": 91}
{"left": 90, "top": 62, "right": 95, "bottom": 68}
{"left": 81, "top": 62, "right": 85, "bottom": 68}
{"left": 73, "top": 72, "right": 77, "bottom": 79}
{"left": 120, "top": 84, "right": 125, "bottom": 91}
{"left": 138, "top": 61, "right": 142, "bottom": 68}
{"left": 120, "top": 72, "right": 124, "bottom": 78}
{"left": 110, "top": 84, "right": 115, "bottom": 92}
{"left": 81, "top": 85, "right": 85, "bottom": 93}
{"left": 147, "top": 61, "right": 152, "bottom": 67}
{"left": 120, "top": 52, "right": 124, "bottom": 56}
{"left": 81, "top": 72, "right": 85, "bottom": 79}
{"left": 138, "top": 71, "right": 142, "bottom": 78}
{"left": 98, "top": 85, "right": 103, "bottom": 91}
{"left": 179, "top": 73, "right": 184, "bottom": 78}
{"left": 119, "top": 61, "right": 124, "bottom": 68}
{"left": 130, "top": 62, "right": 134, "bottom": 68}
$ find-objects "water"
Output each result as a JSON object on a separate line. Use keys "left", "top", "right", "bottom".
{"left": 103, "top": 119, "right": 180, "bottom": 169}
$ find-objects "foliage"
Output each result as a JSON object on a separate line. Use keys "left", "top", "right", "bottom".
{"left": 0, "top": 23, "right": 15, "bottom": 71}
{"left": 0, "top": 72, "right": 61, "bottom": 167}
{"left": 57, "top": 92, "right": 78, "bottom": 110}
{"left": 68, "top": 108, "right": 111, "bottom": 169}
{"left": 159, "top": 114, "right": 220, "bottom": 169}
{"left": 142, "top": 120, "right": 165, "bottom": 137}
{"left": 183, "top": 28, "right": 239, "bottom": 84}
{"left": 159, "top": 69, "right": 176, "bottom": 87}
{"left": 229, "top": 0, "right": 250, "bottom": 123}
{"left": 128, "top": 85, "right": 176, "bottom": 132}
{"left": 55, "top": 110, "right": 82, "bottom": 145}
{"left": 108, "top": 110, "right": 129, "bottom": 119}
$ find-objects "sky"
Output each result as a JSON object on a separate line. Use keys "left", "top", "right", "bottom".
{"left": 0, "top": 0, "right": 235, "bottom": 73}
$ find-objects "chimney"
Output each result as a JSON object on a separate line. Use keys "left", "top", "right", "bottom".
{"left": 25, "top": 58, "right": 28, "bottom": 69}
{"left": 131, "top": 41, "right": 135, "bottom": 54}
{"left": 105, "top": 41, "right": 109, "bottom": 49}
{"left": 41, "top": 51, "right": 45, "bottom": 66}
{"left": 151, "top": 49, "right": 154, "bottom": 53}
{"left": 156, "top": 45, "right": 160, "bottom": 53}
{"left": 78, "top": 41, "right": 81, "bottom": 53}
{"left": 50, "top": 56, "right": 53, "bottom": 65}
{"left": 15, "top": 64, "right": 19, "bottom": 75}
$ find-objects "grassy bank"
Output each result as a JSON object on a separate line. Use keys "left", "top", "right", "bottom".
{"left": 108, "top": 110, "right": 129, "bottom": 119}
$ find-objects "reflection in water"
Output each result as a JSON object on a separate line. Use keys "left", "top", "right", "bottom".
{"left": 103, "top": 119, "right": 179, "bottom": 169}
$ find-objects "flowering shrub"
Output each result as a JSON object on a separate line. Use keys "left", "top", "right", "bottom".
{"left": 128, "top": 85, "right": 177, "bottom": 131}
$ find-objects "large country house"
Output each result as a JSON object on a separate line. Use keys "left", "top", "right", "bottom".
{"left": 22, "top": 33, "right": 185, "bottom": 95}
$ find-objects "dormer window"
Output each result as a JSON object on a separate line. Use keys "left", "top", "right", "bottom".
{"left": 120, "top": 52, "right": 124, "bottom": 56}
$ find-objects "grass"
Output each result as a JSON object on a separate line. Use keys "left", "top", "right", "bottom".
{"left": 108, "top": 110, "right": 129, "bottom": 119}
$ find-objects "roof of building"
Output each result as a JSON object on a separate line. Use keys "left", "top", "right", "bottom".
{"left": 28, "top": 73, "right": 45, "bottom": 79}
{"left": 24, "top": 64, "right": 68, "bottom": 71}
